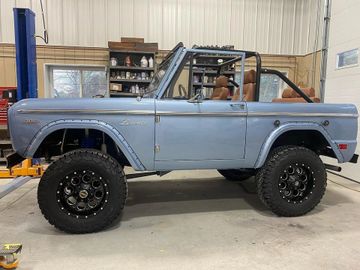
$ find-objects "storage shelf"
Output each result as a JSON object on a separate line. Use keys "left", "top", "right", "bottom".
{"left": 109, "top": 50, "right": 156, "bottom": 55}
{"left": 109, "top": 66, "right": 154, "bottom": 71}
{"left": 110, "top": 79, "right": 152, "bottom": 83}
{"left": 193, "top": 82, "right": 235, "bottom": 87}
{"left": 192, "top": 70, "right": 235, "bottom": 75}
{"left": 192, "top": 63, "right": 220, "bottom": 67}
{"left": 109, "top": 92, "right": 139, "bottom": 97}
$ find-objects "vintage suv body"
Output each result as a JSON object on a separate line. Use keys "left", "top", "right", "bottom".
{"left": 7, "top": 43, "right": 358, "bottom": 233}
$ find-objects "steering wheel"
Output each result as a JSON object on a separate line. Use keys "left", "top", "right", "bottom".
{"left": 173, "top": 84, "right": 187, "bottom": 99}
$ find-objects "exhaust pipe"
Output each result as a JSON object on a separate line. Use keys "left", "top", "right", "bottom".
{"left": 324, "top": 163, "right": 342, "bottom": 172}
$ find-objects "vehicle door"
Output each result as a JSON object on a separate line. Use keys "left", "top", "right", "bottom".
{"left": 154, "top": 51, "right": 247, "bottom": 170}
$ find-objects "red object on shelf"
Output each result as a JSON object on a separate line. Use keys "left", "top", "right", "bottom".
{"left": 0, "top": 99, "right": 9, "bottom": 125}
{"left": 0, "top": 87, "right": 16, "bottom": 126}
{"left": 0, "top": 87, "right": 16, "bottom": 99}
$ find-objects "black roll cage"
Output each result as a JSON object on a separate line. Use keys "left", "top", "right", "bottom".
{"left": 192, "top": 47, "right": 313, "bottom": 103}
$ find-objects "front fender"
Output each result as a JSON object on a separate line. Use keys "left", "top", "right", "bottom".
{"left": 254, "top": 122, "right": 344, "bottom": 168}
{"left": 25, "top": 119, "right": 146, "bottom": 171}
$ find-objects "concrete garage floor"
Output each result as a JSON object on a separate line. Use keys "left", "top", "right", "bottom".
{"left": 1, "top": 169, "right": 360, "bottom": 270}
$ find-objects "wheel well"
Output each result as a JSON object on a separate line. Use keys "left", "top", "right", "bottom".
{"left": 34, "top": 128, "right": 131, "bottom": 166}
{"left": 270, "top": 130, "right": 336, "bottom": 158}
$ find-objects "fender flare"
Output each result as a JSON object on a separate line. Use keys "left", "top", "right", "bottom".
{"left": 25, "top": 119, "right": 146, "bottom": 171}
{"left": 254, "top": 122, "right": 344, "bottom": 168}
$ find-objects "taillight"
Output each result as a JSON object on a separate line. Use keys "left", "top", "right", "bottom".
{"left": 338, "top": 144, "right": 348, "bottom": 150}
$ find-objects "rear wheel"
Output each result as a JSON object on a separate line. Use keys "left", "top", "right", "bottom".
{"left": 218, "top": 169, "right": 254, "bottom": 181}
{"left": 38, "top": 149, "right": 127, "bottom": 233}
{"left": 256, "top": 146, "right": 326, "bottom": 216}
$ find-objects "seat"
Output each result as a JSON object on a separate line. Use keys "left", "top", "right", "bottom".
{"left": 211, "top": 76, "right": 229, "bottom": 100}
{"left": 232, "top": 69, "right": 256, "bottom": 101}
{"left": 272, "top": 87, "right": 320, "bottom": 103}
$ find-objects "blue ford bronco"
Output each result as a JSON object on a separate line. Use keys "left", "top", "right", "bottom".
{"left": 7, "top": 43, "right": 358, "bottom": 233}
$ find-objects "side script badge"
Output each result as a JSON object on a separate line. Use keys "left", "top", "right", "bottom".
{"left": 119, "top": 119, "right": 146, "bottom": 126}
{"left": 23, "top": 119, "right": 40, "bottom": 125}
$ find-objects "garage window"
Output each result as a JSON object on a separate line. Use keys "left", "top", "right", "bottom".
{"left": 46, "top": 65, "right": 107, "bottom": 98}
{"left": 336, "top": 49, "right": 359, "bottom": 69}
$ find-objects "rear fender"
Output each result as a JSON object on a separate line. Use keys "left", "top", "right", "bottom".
{"left": 254, "top": 122, "right": 344, "bottom": 168}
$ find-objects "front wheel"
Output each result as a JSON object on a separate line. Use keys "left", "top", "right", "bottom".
{"left": 38, "top": 149, "right": 127, "bottom": 233}
{"left": 256, "top": 146, "right": 327, "bottom": 217}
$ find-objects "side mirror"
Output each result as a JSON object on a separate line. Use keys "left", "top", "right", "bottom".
{"left": 187, "top": 91, "right": 203, "bottom": 103}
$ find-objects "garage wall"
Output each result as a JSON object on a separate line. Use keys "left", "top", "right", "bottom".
{"left": 0, "top": 0, "right": 323, "bottom": 54}
{"left": 0, "top": 43, "right": 308, "bottom": 98}
{"left": 325, "top": 0, "right": 360, "bottom": 177}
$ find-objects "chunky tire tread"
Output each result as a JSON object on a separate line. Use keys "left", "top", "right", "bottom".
{"left": 38, "top": 149, "right": 127, "bottom": 234}
{"left": 256, "top": 146, "right": 327, "bottom": 217}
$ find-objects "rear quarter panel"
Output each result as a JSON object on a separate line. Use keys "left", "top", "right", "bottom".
{"left": 245, "top": 102, "right": 358, "bottom": 167}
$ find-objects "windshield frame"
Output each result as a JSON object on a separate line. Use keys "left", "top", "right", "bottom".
{"left": 143, "top": 45, "right": 185, "bottom": 98}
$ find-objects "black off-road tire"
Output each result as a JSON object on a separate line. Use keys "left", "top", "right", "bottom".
{"left": 256, "top": 146, "right": 327, "bottom": 217}
{"left": 38, "top": 149, "right": 127, "bottom": 234}
{"left": 218, "top": 169, "right": 254, "bottom": 181}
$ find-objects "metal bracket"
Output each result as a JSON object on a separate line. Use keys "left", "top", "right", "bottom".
{"left": 0, "top": 176, "right": 33, "bottom": 199}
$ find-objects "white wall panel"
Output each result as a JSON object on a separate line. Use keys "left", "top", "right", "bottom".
{"left": 176, "top": 0, "right": 191, "bottom": 46}
{"left": 162, "top": 0, "right": 176, "bottom": 49}
{"left": 268, "top": 0, "right": 283, "bottom": 54}
{"left": 0, "top": 0, "right": 324, "bottom": 55}
{"left": 63, "top": 0, "right": 78, "bottom": 45}
{"left": 256, "top": 0, "right": 271, "bottom": 53}
{"left": 203, "top": 0, "right": 218, "bottom": 46}
{"left": 92, "top": 0, "right": 107, "bottom": 47}
{"left": 189, "top": 0, "right": 205, "bottom": 46}
{"left": 216, "top": 0, "right": 231, "bottom": 46}
{"left": 325, "top": 0, "right": 360, "bottom": 179}
{"left": 148, "top": 0, "right": 163, "bottom": 45}
{"left": 46, "top": 0, "right": 63, "bottom": 45}
{"left": 78, "top": 0, "right": 92, "bottom": 47}
{"left": 133, "top": 0, "right": 149, "bottom": 41}
{"left": 229, "top": 0, "right": 245, "bottom": 49}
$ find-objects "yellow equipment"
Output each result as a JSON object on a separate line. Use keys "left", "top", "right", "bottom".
{"left": 0, "top": 159, "right": 44, "bottom": 178}
{"left": 0, "top": 244, "right": 22, "bottom": 269}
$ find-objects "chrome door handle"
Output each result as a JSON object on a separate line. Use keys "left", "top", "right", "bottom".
{"left": 230, "top": 104, "right": 245, "bottom": 110}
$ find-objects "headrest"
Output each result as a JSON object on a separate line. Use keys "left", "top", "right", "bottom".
{"left": 282, "top": 88, "right": 294, "bottom": 98}
{"left": 244, "top": 70, "right": 256, "bottom": 84}
{"left": 298, "top": 87, "right": 315, "bottom": 97}
{"left": 215, "top": 75, "right": 228, "bottom": 88}
{"left": 282, "top": 87, "right": 315, "bottom": 98}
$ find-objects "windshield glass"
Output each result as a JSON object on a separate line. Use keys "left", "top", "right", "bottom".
{"left": 144, "top": 42, "right": 183, "bottom": 97}
{"left": 144, "top": 56, "right": 174, "bottom": 96}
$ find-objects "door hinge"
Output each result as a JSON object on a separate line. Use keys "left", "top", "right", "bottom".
{"left": 155, "top": 115, "right": 160, "bottom": 123}
{"left": 155, "top": 144, "right": 160, "bottom": 152}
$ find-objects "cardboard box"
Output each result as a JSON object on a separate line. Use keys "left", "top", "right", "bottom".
{"left": 109, "top": 83, "right": 122, "bottom": 92}
{"left": 135, "top": 42, "right": 158, "bottom": 52}
{"left": 108, "top": 41, "right": 136, "bottom": 50}
{"left": 121, "top": 37, "right": 144, "bottom": 43}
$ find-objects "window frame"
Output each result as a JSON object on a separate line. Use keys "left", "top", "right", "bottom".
{"left": 44, "top": 64, "right": 107, "bottom": 98}
{"left": 336, "top": 48, "right": 359, "bottom": 70}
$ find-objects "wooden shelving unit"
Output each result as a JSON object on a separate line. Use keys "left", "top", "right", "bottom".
{"left": 190, "top": 54, "right": 237, "bottom": 98}
{"left": 108, "top": 50, "right": 156, "bottom": 98}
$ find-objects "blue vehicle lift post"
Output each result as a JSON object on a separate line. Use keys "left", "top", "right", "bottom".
{"left": 13, "top": 8, "right": 38, "bottom": 99}
{"left": 0, "top": 8, "right": 39, "bottom": 199}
